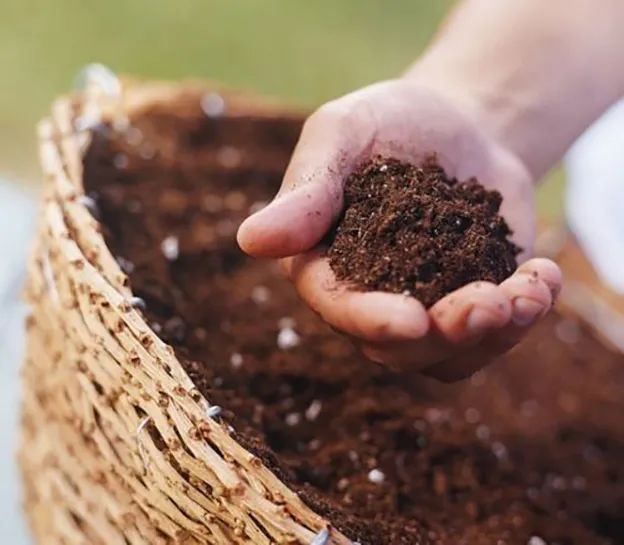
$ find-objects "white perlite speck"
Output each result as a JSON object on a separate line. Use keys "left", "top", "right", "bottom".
{"left": 285, "top": 413, "right": 301, "bottom": 426}
{"left": 200, "top": 92, "right": 226, "bottom": 118}
{"left": 230, "top": 353, "right": 243, "bottom": 368}
{"left": 139, "top": 142, "right": 156, "bottom": 160}
{"left": 367, "top": 468, "right": 385, "bottom": 484}
{"left": 492, "top": 441, "right": 508, "bottom": 460}
{"left": 465, "top": 407, "right": 481, "bottom": 424}
{"left": 128, "top": 296, "right": 146, "bottom": 310}
{"left": 528, "top": 537, "right": 547, "bottom": 545}
{"left": 206, "top": 405, "right": 222, "bottom": 418}
{"left": 476, "top": 424, "right": 491, "bottom": 441}
{"left": 113, "top": 153, "right": 129, "bottom": 169}
{"left": 116, "top": 256, "right": 135, "bottom": 274}
{"left": 554, "top": 318, "right": 581, "bottom": 345}
{"left": 305, "top": 400, "right": 323, "bottom": 421}
{"left": 160, "top": 235, "right": 179, "bottom": 261}
{"left": 78, "top": 195, "right": 98, "bottom": 217}
{"left": 337, "top": 478, "right": 349, "bottom": 491}
{"left": 217, "top": 146, "right": 242, "bottom": 168}
{"left": 277, "top": 327, "right": 300, "bottom": 350}
{"left": 251, "top": 285, "right": 271, "bottom": 304}
{"left": 309, "top": 527, "right": 330, "bottom": 545}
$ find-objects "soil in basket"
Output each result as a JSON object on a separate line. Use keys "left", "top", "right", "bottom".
{"left": 326, "top": 157, "right": 520, "bottom": 307}
{"left": 83, "top": 91, "right": 624, "bottom": 545}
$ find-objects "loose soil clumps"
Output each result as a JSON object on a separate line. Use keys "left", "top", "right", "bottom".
{"left": 83, "top": 92, "right": 624, "bottom": 545}
{"left": 327, "top": 157, "right": 520, "bottom": 307}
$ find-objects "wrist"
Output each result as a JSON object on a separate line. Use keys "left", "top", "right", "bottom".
{"left": 406, "top": 44, "right": 624, "bottom": 182}
{"left": 402, "top": 61, "right": 537, "bottom": 182}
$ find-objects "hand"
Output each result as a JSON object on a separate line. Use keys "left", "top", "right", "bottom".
{"left": 237, "top": 79, "right": 562, "bottom": 381}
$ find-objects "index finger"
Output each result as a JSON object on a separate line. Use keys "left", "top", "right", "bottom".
{"left": 282, "top": 250, "right": 430, "bottom": 343}
{"left": 237, "top": 98, "right": 373, "bottom": 258}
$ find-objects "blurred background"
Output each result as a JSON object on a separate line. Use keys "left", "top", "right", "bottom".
{"left": 0, "top": 0, "right": 564, "bottom": 216}
{"left": 0, "top": 1, "right": 569, "bottom": 544}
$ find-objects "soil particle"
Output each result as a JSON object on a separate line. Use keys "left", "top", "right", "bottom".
{"left": 327, "top": 157, "right": 520, "bottom": 307}
{"left": 82, "top": 91, "right": 624, "bottom": 545}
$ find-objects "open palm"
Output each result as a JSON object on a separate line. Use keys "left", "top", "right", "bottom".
{"left": 238, "top": 80, "right": 561, "bottom": 381}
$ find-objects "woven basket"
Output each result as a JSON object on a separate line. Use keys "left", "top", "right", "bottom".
{"left": 19, "top": 68, "right": 624, "bottom": 545}
{"left": 20, "top": 69, "right": 350, "bottom": 545}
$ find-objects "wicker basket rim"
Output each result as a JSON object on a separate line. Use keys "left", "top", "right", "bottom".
{"left": 34, "top": 74, "right": 351, "bottom": 545}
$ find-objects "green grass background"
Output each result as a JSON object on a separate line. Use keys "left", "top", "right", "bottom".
{"left": 1, "top": 0, "right": 563, "bottom": 217}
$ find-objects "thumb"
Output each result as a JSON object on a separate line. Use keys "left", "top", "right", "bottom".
{"left": 237, "top": 97, "right": 373, "bottom": 258}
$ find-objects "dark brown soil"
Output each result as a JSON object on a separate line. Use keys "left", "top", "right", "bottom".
{"left": 327, "top": 157, "right": 520, "bottom": 307}
{"left": 82, "top": 89, "right": 624, "bottom": 545}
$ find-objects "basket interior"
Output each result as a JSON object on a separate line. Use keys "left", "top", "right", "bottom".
{"left": 82, "top": 89, "right": 624, "bottom": 545}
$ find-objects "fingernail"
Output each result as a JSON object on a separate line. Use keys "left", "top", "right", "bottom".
{"left": 511, "top": 297, "right": 544, "bottom": 326}
{"left": 466, "top": 308, "right": 500, "bottom": 336}
{"left": 361, "top": 346, "right": 386, "bottom": 365}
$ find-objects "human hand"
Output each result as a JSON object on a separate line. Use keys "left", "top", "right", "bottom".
{"left": 237, "top": 79, "right": 562, "bottom": 381}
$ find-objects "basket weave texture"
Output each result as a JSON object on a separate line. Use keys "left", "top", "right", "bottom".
{"left": 20, "top": 78, "right": 351, "bottom": 545}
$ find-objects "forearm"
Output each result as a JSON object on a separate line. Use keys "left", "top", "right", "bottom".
{"left": 407, "top": 0, "right": 624, "bottom": 180}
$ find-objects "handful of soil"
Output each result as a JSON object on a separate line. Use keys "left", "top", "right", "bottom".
{"left": 83, "top": 100, "right": 624, "bottom": 545}
{"left": 327, "top": 157, "right": 520, "bottom": 307}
